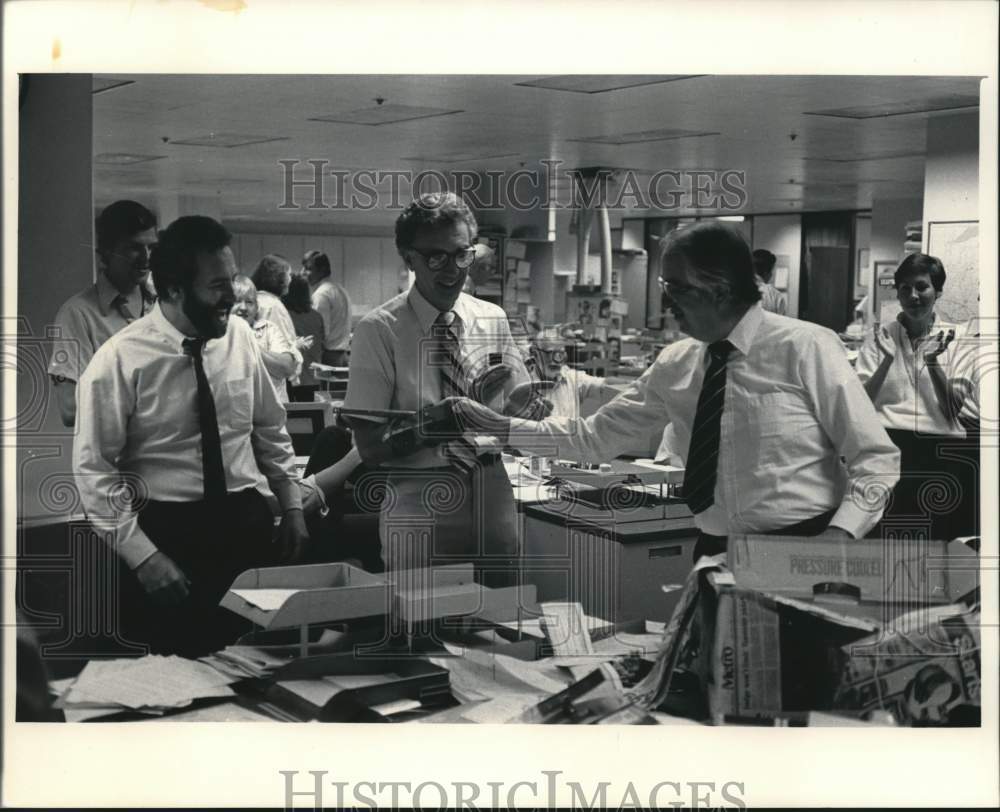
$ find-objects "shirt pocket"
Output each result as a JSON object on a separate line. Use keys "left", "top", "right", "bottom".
{"left": 728, "top": 389, "right": 818, "bottom": 472}
{"left": 220, "top": 377, "right": 253, "bottom": 430}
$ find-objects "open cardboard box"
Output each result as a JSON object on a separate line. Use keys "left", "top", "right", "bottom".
{"left": 697, "top": 536, "right": 981, "bottom": 724}
{"left": 219, "top": 562, "right": 393, "bottom": 630}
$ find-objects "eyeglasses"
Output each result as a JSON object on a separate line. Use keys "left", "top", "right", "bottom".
{"left": 538, "top": 347, "right": 567, "bottom": 365}
{"left": 658, "top": 277, "right": 700, "bottom": 297}
{"left": 409, "top": 246, "right": 477, "bottom": 271}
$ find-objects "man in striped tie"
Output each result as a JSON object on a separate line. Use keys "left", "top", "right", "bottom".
{"left": 344, "top": 193, "right": 546, "bottom": 584}
{"left": 456, "top": 221, "right": 900, "bottom": 562}
{"left": 48, "top": 200, "right": 158, "bottom": 426}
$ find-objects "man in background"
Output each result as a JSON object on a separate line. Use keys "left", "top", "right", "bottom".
{"left": 753, "top": 248, "right": 787, "bottom": 315}
{"left": 48, "top": 200, "right": 157, "bottom": 426}
{"left": 74, "top": 216, "right": 308, "bottom": 656}
{"left": 304, "top": 249, "right": 352, "bottom": 367}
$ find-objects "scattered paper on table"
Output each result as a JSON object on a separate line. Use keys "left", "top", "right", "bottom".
{"left": 462, "top": 694, "right": 545, "bottom": 723}
{"left": 62, "top": 655, "right": 236, "bottom": 712}
{"left": 540, "top": 602, "right": 594, "bottom": 656}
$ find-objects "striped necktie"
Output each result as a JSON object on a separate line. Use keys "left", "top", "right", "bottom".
{"left": 433, "top": 311, "right": 477, "bottom": 472}
{"left": 683, "top": 339, "right": 735, "bottom": 515}
{"left": 114, "top": 291, "right": 154, "bottom": 323}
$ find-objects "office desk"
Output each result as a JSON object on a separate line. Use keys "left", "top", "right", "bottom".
{"left": 503, "top": 457, "right": 699, "bottom": 624}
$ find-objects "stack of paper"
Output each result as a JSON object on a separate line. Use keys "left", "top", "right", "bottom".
{"left": 200, "top": 645, "right": 293, "bottom": 680}
{"left": 53, "top": 656, "right": 237, "bottom": 721}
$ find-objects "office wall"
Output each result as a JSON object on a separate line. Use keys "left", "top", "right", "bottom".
{"left": 871, "top": 197, "right": 922, "bottom": 265}
{"left": 752, "top": 214, "right": 801, "bottom": 318}
{"left": 870, "top": 197, "right": 922, "bottom": 319}
{"left": 921, "top": 110, "right": 980, "bottom": 324}
{"left": 226, "top": 227, "right": 406, "bottom": 318}
{"left": 923, "top": 111, "right": 979, "bottom": 231}
{"left": 14, "top": 75, "right": 94, "bottom": 522}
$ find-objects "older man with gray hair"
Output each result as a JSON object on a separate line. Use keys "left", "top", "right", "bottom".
{"left": 457, "top": 221, "right": 900, "bottom": 560}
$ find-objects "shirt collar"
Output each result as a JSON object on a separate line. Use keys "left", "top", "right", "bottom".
{"left": 95, "top": 272, "right": 123, "bottom": 317}
{"left": 408, "top": 285, "right": 469, "bottom": 335}
{"left": 148, "top": 301, "right": 199, "bottom": 353}
{"left": 96, "top": 272, "right": 156, "bottom": 317}
{"left": 720, "top": 302, "right": 764, "bottom": 358}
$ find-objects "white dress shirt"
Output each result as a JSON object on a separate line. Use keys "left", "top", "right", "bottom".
{"left": 510, "top": 304, "right": 900, "bottom": 538}
{"left": 855, "top": 316, "right": 966, "bottom": 436}
{"left": 546, "top": 365, "right": 607, "bottom": 418}
{"left": 344, "top": 286, "right": 531, "bottom": 468}
{"left": 256, "top": 291, "right": 303, "bottom": 380}
{"left": 251, "top": 317, "right": 295, "bottom": 403}
{"left": 48, "top": 273, "right": 154, "bottom": 382}
{"left": 311, "top": 278, "right": 352, "bottom": 352}
{"left": 74, "top": 303, "right": 302, "bottom": 570}
{"left": 756, "top": 275, "right": 787, "bottom": 316}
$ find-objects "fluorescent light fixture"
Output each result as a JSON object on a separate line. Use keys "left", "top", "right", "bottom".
{"left": 569, "top": 128, "right": 719, "bottom": 145}
{"left": 169, "top": 133, "right": 289, "bottom": 148}
{"left": 92, "top": 77, "right": 135, "bottom": 95}
{"left": 94, "top": 152, "right": 165, "bottom": 165}
{"left": 713, "top": 216, "right": 745, "bottom": 222}
{"left": 816, "top": 150, "right": 926, "bottom": 163}
{"left": 401, "top": 152, "right": 518, "bottom": 164}
{"left": 309, "top": 104, "right": 463, "bottom": 126}
{"left": 515, "top": 75, "right": 705, "bottom": 93}
{"left": 804, "top": 94, "right": 979, "bottom": 119}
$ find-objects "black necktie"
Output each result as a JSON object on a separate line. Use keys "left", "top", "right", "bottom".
{"left": 182, "top": 338, "right": 228, "bottom": 502}
{"left": 683, "top": 340, "right": 735, "bottom": 515}
{"left": 433, "top": 311, "right": 477, "bottom": 471}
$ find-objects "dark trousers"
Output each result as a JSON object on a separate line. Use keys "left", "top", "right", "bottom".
{"left": 880, "top": 428, "right": 979, "bottom": 540}
{"left": 691, "top": 507, "right": 839, "bottom": 562}
{"left": 118, "top": 488, "right": 276, "bottom": 658}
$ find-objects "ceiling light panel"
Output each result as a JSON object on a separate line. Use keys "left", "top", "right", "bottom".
{"left": 515, "top": 75, "right": 705, "bottom": 93}
{"left": 94, "top": 152, "right": 165, "bottom": 165}
{"left": 804, "top": 94, "right": 979, "bottom": 119}
{"left": 169, "top": 133, "right": 289, "bottom": 148}
{"left": 401, "top": 151, "right": 518, "bottom": 163}
{"left": 309, "top": 104, "right": 463, "bottom": 126}
{"left": 570, "top": 128, "right": 719, "bottom": 145}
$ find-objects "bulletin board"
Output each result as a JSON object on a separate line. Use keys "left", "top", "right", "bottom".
{"left": 927, "top": 220, "right": 979, "bottom": 324}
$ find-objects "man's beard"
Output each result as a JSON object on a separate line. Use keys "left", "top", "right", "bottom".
{"left": 183, "top": 292, "right": 231, "bottom": 339}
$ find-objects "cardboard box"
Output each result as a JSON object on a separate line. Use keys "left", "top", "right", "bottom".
{"left": 630, "top": 538, "right": 982, "bottom": 725}
{"left": 728, "top": 535, "right": 978, "bottom": 606}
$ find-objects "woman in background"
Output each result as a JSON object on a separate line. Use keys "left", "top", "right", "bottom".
{"left": 232, "top": 275, "right": 298, "bottom": 402}
{"left": 284, "top": 272, "right": 324, "bottom": 390}
{"left": 855, "top": 253, "right": 976, "bottom": 539}
{"left": 251, "top": 254, "right": 305, "bottom": 389}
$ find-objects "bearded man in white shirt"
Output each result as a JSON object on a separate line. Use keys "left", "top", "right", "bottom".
{"left": 74, "top": 216, "right": 309, "bottom": 656}
{"left": 456, "top": 221, "right": 901, "bottom": 560}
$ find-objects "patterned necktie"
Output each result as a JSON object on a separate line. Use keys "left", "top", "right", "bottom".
{"left": 114, "top": 291, "right": 154, "bottom": 323}
{"left": 114, "top": 294, "right": 138, "bottom": 323}
{"left": 433, "top": 311, "right": 477, "bottom": 472}
{"left": 182, "top": 338, "right": 228, "bottom": 502}
{"left": 683, "top": 339, "right": 735, "bottom": 515}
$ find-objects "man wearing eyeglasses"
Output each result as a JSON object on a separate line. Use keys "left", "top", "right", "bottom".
{"left": 456, "top": 221, "right": 900, "bottom": 560}
{"left": 342, "top": 192, "right": 544, "bottom": 584}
